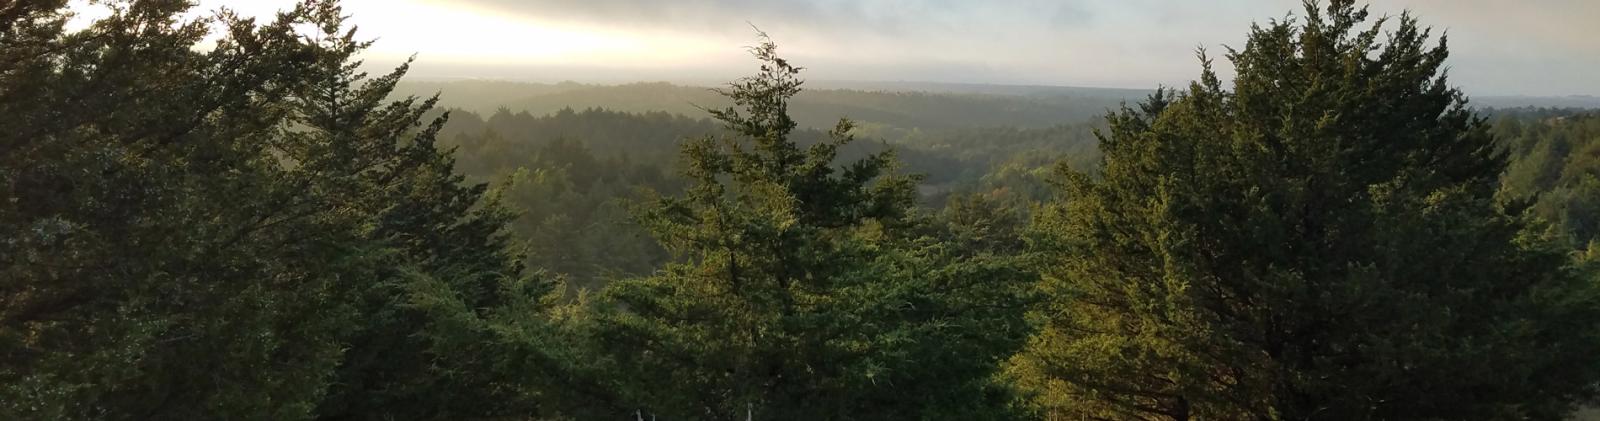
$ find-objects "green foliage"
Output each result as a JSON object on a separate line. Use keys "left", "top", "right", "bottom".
{"left": 934, "top": 189, "right": 1035, "bottom": 256}
{"left": 1010, "top": 1, "right": 1600, "bottom": 419}
{"left": 0, "top": 1, "right": 542, "bottom": 419}
{"left": 1496, "top": 111, "right": 1600, "bottom": 248}
{"left": 7, "top": 1, "right": 1600, "bottom": 420}
{"left": 454, "top": 133, "right": 680, "bottom": 288}
{"left": 550, "top": 36, "right": 1034, "bottom": 420}
{"left": 287, "top": 8, "right": 541, "bottom": 418}
{"left": 435, "top": 104, "right": 1048, "bottom": 289}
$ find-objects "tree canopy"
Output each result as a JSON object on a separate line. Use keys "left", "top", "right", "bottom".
{"left": 5, "top": 1, "right": 1600, "bottom": 420}
{"left": 1, "top": 1, "right": 543, "bottom": 418}
{"left": 1008, "top": 1, "right": 1600, "bottom": 419}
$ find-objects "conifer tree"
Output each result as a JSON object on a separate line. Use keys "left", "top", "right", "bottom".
{"left": 2, "top": 3, "right": 347, "bottom": 417}
{"left": 279, "top": 3, "right": 541, "bottom": 418}
{"left": 559, "top": 35, "right": 1033, "bottom": 420}
{"left": 1010, "top": 1, "right": 1600, "bottom": 419}
{"left": 0, "top": 1, "right": 542, "bottom": 418}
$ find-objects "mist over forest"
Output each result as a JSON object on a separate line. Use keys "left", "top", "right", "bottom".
{"left": 6, "top": 0, "right": 1600, "bottom": 420}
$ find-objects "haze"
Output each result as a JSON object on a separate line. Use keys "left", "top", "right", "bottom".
{"left": 72, "top": 0, "right": 1600, "bottom": 97}
{"left": 18, "top": 1, "right": 1600, "bottom": 419}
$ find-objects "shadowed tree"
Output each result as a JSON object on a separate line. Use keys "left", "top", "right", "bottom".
{"left": 0, "top": 1, "right": 546, "bottom": 419}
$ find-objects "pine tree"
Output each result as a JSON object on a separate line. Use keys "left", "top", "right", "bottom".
{"left": 0, "top": 1, "right": 542, "bottom": 418}
{"left": 1, "top": 2, "right": 348, "bottom": 417}
{"left": 277, "top": 3, "right": 543, "bottom": 418}
{"left": 551, "top": 35, "right": 1034, "bottom": 419}
{"left": 1009, "top": 1, "right": 1600, "bottom": 419}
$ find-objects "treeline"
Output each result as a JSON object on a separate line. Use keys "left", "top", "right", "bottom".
{"left": 437, "top": 105, "right": 1096, "bottom": 187}
{"left": 5, "top": 1, "right": 1600, "bottom": 420}
{"left": 1497, "top": 110, "right": 1600, "bottom": 248}
{"left": 433, "top": 106, "right": 1092, "bottom": 286}
{"left": 395, "top": 79, "right": 1137, "bottom": 133}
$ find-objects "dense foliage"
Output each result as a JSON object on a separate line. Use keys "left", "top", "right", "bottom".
{"left": 430, "top": 106, "right": 1089, "bottom": 288}
{"left": 4, "top": 0, "right": 1599, "bottom": 420}
{"left": 0, "top": 1, "right": 544, "bottom": 418}
{"left": 1497, "top": 110, "right": 1600, "bottom": 249}
{"left": 1009, "top": 2, "right": 1600, "bottom": 419}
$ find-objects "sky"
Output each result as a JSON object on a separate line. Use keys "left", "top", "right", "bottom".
{"left": 77, "top": 0, "right": 1600, "bottom": 96}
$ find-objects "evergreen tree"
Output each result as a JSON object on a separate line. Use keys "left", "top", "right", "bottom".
{"left": 281, "top": 4, "right": 543, "bottom": 418}
{"left": 558, "top": 36, "right": 1033, "bottom": 419}
{"left": 2, "top": 3, "right": 347, "bottom": 417}
{"left": 0, "top": 1, "right": 543, "bottom": 418}
{"left": 1009, "top": 1, "right": 1600, "bottom": 419}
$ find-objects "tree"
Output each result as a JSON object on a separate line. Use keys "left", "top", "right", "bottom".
{"left": 1, "top": 3, "right": 349, "bottom": 417}
{"left": 1009, "top": 1, "right": 1600, "bottom": 419}
{"left": 282, "top": 4, "right": 542, "bottom": 418}
{"left": 548, "top": 35, "right": 1033, "bottom": 419}
{"left": 0, "top": 1, "right": 543, "bottom": 418}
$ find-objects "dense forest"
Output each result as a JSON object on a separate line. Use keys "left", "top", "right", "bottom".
{"left": 389, "top": 79, "right": 1146, "bottom": 132}
{"left": 5, "top": 0, "right": 1600, "bottom": 420}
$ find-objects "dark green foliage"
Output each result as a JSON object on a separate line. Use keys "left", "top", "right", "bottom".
{"left": 444, "top": 107, "right": 722, "bottom": 170}
{"left": 447, "top": 123, "right": 684, "bottom": 288}
{"left": 1011, "top": 1, "right": 1600, "bottom": 419}
{"left": 286, "top": 9, "right": 540, "bottom": 418}
{"left": 1496, "top": 111, "right": 1600, "bottom": 248}
{"left": 7, "top": 0, "right": 1600, "bottom": 419}
{"left": 3, "top": 3, "right": 346, "bottom": 417}
{"left": 496, "top": 157, "right": 675, "bottom": 290}
{"left": 548, "top": 36, "right": 1033, "bottom": 420}
{"left": 0, "top": 1, "right": 542, "bottom": 419}
{"left": 934, "top": 189, "right": 1035, "bottom": 256}
{"left": 435, "top": 105, "right": 1026, "bottom": 289}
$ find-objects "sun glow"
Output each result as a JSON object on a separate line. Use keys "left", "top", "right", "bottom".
{"left": 71, "top": 0, "right": 723, "bottom": 69}
{"left": 335, "top": 0, "right": 661, "bottom": 65}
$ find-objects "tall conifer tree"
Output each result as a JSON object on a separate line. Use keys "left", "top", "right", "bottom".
{"left": 561, "top": 35, "right": 1033, "bottom": 420}
{"left": 1010, "top": 1, "right": 1600, "bottom": 419}
{"left": 0, "top": 1, "right": 541, "bottom": 418}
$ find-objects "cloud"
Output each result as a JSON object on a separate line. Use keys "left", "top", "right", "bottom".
{"left": 415, "top": 0, "right": 1596, "bottom": 95}
{"left": 444, "top": 0, "right": 893, "bottom": 34}
{"left": 444, "top": 0, "right": 1098, "bottom": 39}
{"left": 1049, "top": 3, "right": 1096, "bottom": 28}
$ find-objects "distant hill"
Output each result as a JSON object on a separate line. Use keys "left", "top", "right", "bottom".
{"left": 1473, "top": 95, "right": 1600, "bottom": 110}
{"left": 396, "top": 80, "right": 1144, "bottom": 131}
{"left": 803, "top": 80, "right": 1153, "bottom": 99}
{"left": 396, "top": 79, "right": 1597, "bottom": 134}
{"left": 390, "top": 80, "right": 587, "bottom": 111}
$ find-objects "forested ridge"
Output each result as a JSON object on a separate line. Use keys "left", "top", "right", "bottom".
{"left": 4, "top": 0, "right": 1600, "bottom": 420}
{"left": 391, "top": 80, "right": 1141, "bottom": 132}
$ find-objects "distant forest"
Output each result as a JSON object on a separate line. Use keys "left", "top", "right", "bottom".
{"left": 6, "top": 0, "right": 1600, "bottom": 420}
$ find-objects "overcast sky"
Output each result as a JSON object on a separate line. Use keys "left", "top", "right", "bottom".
{"left": 103, "top": 1, "right": 1600, "bottom": 96}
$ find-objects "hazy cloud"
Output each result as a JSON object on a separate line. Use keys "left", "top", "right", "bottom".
{"left": 405, "top": 0, "right": 1596, "bottom": 95}
{"left": 444, "top": 0, "right": 1091, "bottom": 40}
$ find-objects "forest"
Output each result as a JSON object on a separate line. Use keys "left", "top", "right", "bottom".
{"left": 4, "top": 0, "right": 1600, "bottom": 420}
